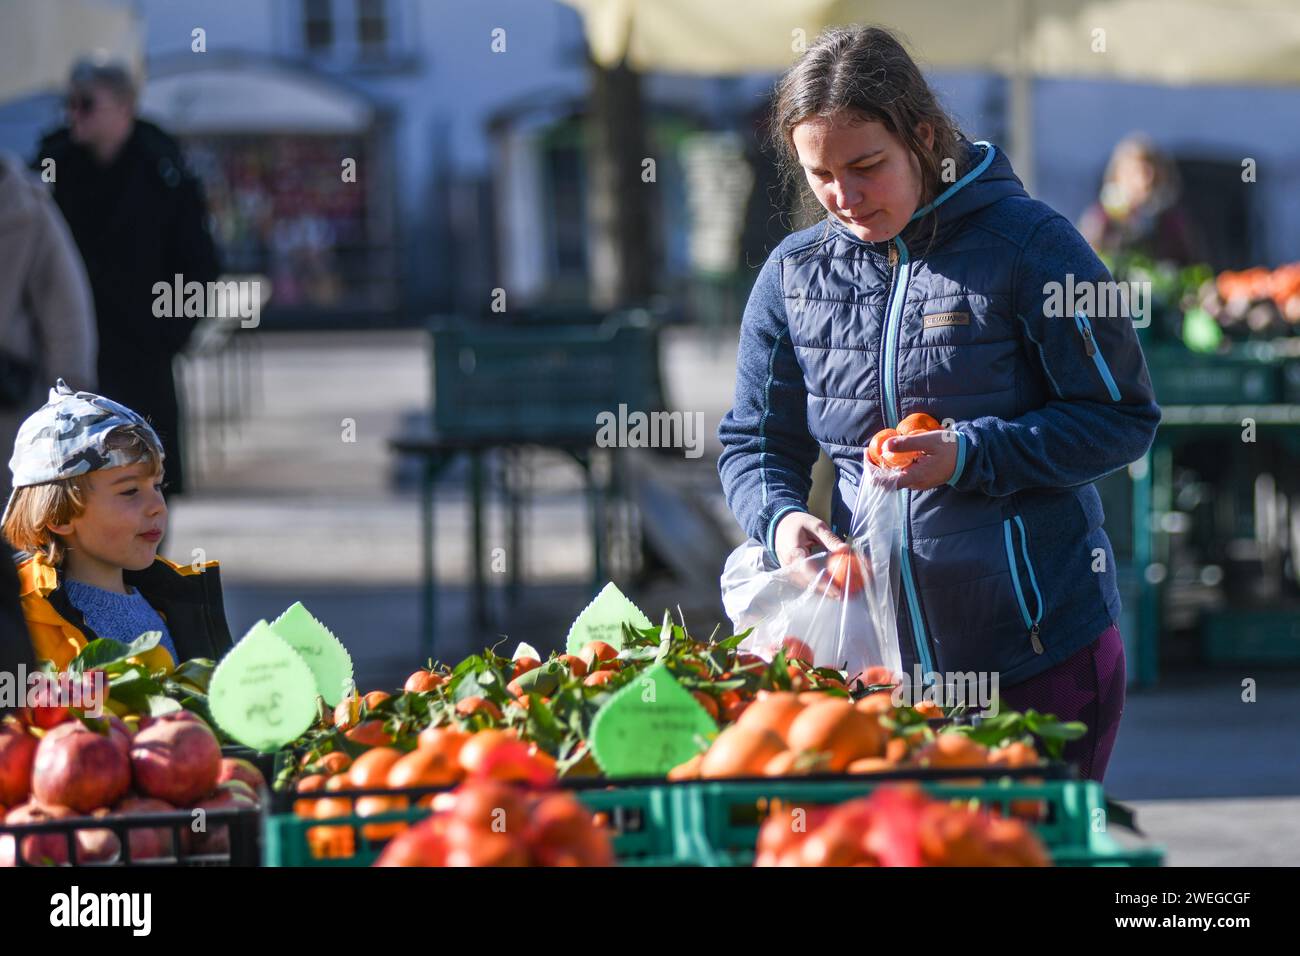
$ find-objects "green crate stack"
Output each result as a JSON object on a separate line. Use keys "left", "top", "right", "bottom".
{"left": 263, "top": 779, "right": 1162, "bottom": 867}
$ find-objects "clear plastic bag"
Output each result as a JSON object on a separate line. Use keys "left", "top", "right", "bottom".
{"left": 720, "top": 462, "right": 903, "bottom": 681}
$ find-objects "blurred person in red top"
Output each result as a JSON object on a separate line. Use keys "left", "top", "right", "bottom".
{"left": 1079, "top": 133, "right": 1205, "bottom": 266}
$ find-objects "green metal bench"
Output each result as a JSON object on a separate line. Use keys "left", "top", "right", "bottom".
{"left": 390, "top": 311, "right": 665, "bottom": 661}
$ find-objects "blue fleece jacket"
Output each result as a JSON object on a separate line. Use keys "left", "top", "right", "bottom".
{"left": 717, "top": 140, "right": 1161, "bottom": 687}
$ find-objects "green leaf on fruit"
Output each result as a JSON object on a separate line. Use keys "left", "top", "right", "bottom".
{"left": 146, "top": 694, "right": 183, "bottom": 716}
{"left": 70, "top": 638, "right": 134, "bottom": 671}
{"left": 171, "top": 657, "right": 215, "bottom": 692}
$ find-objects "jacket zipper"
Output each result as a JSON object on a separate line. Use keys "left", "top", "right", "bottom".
{"left": 1003, "top": 516, "right": 1045, "bottom": 653}
{"left": 881, "top": 236, "right": 935, "bottom": 677}
{"left": 1073, "top": 311, "right": 1122, "bottom": 401}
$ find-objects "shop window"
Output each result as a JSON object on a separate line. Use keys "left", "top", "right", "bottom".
{"left": 356, "top": 0, "right": 389, "bottom": 59}
{"left": 303, "top": 0, "right": 334, "bottom": 53}
{"left": 294, "top": 0, "right": 408, "bottom": 68}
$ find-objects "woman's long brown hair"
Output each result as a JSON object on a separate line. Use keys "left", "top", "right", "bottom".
{"left": 768, "top": 25, "right": 970, "bottom": 253}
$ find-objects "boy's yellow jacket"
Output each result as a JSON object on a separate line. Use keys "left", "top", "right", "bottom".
{"left": 14, "top": 551, "right": 234, "bottom": 671}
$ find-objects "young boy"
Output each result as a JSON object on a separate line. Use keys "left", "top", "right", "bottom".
{"left": 2, "top": 380, "right": 232, "bottom": 670}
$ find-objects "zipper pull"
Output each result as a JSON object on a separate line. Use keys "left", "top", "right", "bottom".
{"left": 1029, "top": 624, "right": 1044, "bottom": 655}
{"left": 1080, "top": 323, "right": 1097, "bottom": 356}
{"left": 888, "top": 243, "right": 898, "bottom": 268}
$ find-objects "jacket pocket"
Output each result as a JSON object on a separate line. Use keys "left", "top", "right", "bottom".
{"left": 1073, "top": 311, "right": 1122, "bottom": 401}
{"left": 910, "top": 513, "right": 1039, "bottom": 674}
{"left": 1002, "top": 516, "right": 1045, "bottom": 654}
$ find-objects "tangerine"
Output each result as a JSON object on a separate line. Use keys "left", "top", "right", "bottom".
{"left": 699, "top": 725, "right": 786, "bottom": 778}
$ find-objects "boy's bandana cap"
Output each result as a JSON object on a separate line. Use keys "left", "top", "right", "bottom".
{"left": 3, "top": 379, "right": 162, "bottom": 526}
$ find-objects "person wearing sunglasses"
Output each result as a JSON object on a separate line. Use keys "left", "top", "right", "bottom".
{"left": 30, "top": 59, "right": 220, "bottom": 500}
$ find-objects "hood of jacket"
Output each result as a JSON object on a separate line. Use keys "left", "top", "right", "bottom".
{"left": 828, "top": 139, "right": 1030, "bottom": 253}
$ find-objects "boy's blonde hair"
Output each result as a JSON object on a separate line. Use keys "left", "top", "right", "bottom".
{"left": 3, "top": 425, "right": 165, "bottom": 565}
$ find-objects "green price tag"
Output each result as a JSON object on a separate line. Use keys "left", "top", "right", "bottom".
{"left": 269, "top": 601, "right": 355, "bottom": 706}
{"left": 208, "top": 620, "right": 319, "bottom": 752}
{"left": 588, "top": 663, "right": 717, "bottom": 777}
{"left": 565, "top": 582, "right": 653, "bottom": 655}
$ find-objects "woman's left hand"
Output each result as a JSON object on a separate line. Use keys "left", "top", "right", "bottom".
{"left": 870, "top": 430, "right": 959, "bottom": 490}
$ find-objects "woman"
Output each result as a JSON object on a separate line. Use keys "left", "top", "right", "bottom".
{"left": 1079, "top": 133, "right": 1205, "bottom": 267}
{"left": 717, "top": 27, "right": 1160, "bottom": 782}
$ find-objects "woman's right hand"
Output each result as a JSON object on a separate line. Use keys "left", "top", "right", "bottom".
{"left": 774, "top": 510, "right": 847, "bottom": 598}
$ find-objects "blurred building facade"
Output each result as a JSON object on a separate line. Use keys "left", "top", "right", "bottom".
{"left": 0, "top": 0, "right": 1296, "bottom": 327}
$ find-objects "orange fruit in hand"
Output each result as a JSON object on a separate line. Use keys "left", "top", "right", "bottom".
{"left": 880, "top": 434, "right": 921, "bottom": 469}
{"left": 866, "top": 428, "right": 898, "bottom": 467}
{"left": 826, "top": 546, "right": 866, "bottom": 596}
{"left": 896, "top": 412, "right": 941, "bottom": 435}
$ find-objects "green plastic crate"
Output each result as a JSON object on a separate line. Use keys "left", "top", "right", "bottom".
{"left": 262, "top": 785, "right": 683, "bottom": 867}
{"left": 264, "top": 779, "right": 1162, "bottom": 867}
{"left": 667, "top": 778, "right": 1163, "bottom": 867}
{"left": 1146, "top": 346, "right": 1281, "bottom": 405}
{"left": 1202, "top": 607, "right": 1300, "bottom": 664}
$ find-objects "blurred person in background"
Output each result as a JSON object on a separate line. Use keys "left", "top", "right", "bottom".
{"left": 0, "top": 150, "right": 97, "bottom": 515}
{"left": 1078, "top": 133, "right": 1205, "bottom": 266}
{"left": 32, "top": 59, "right": 221, "bottom": 498}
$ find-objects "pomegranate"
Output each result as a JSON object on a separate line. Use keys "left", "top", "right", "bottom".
{"left": 20, "top": 671, "right": 106, "bottom": 728}
{"left": 0, "top": 722, "right": 39, "bottom": 806}
{"left": 4, "top": 802, "right": 75, "bottom": 865}
{"left": 216, "top": 757, "right": 266, "bottom": 794}
{"left": 80, "top": 810, "right": 123, "bottom": 864}
{"left": 129, "top": 715, "right": 222, "bottom": 805}
{"left": 210, "top": 779, "right": 259, "bottom": 806}
{"left": 31, "top": 721, "right": 131, "bottom": 813}
{"left": 112, "top": 796, "right": 178, "bottom": 862}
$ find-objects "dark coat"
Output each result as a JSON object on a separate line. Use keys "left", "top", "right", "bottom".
{"left": 0, "top": 552, "right": 35, "bottom": 717}
{"left": 718, "top": 140, "right": 1161, "bottom": 687}
{"left": 33, "top": 120, "right": 221, "bottom": 494}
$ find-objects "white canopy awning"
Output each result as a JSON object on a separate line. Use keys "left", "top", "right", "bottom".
{"left": 560, "top": 0, "right": 1300, "bottom": 86}
{"left": 140, "top": 59, "right": 375, "bottom": 136}
{"left": 0, "top": 0, "right": 142, "bottom": 104}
